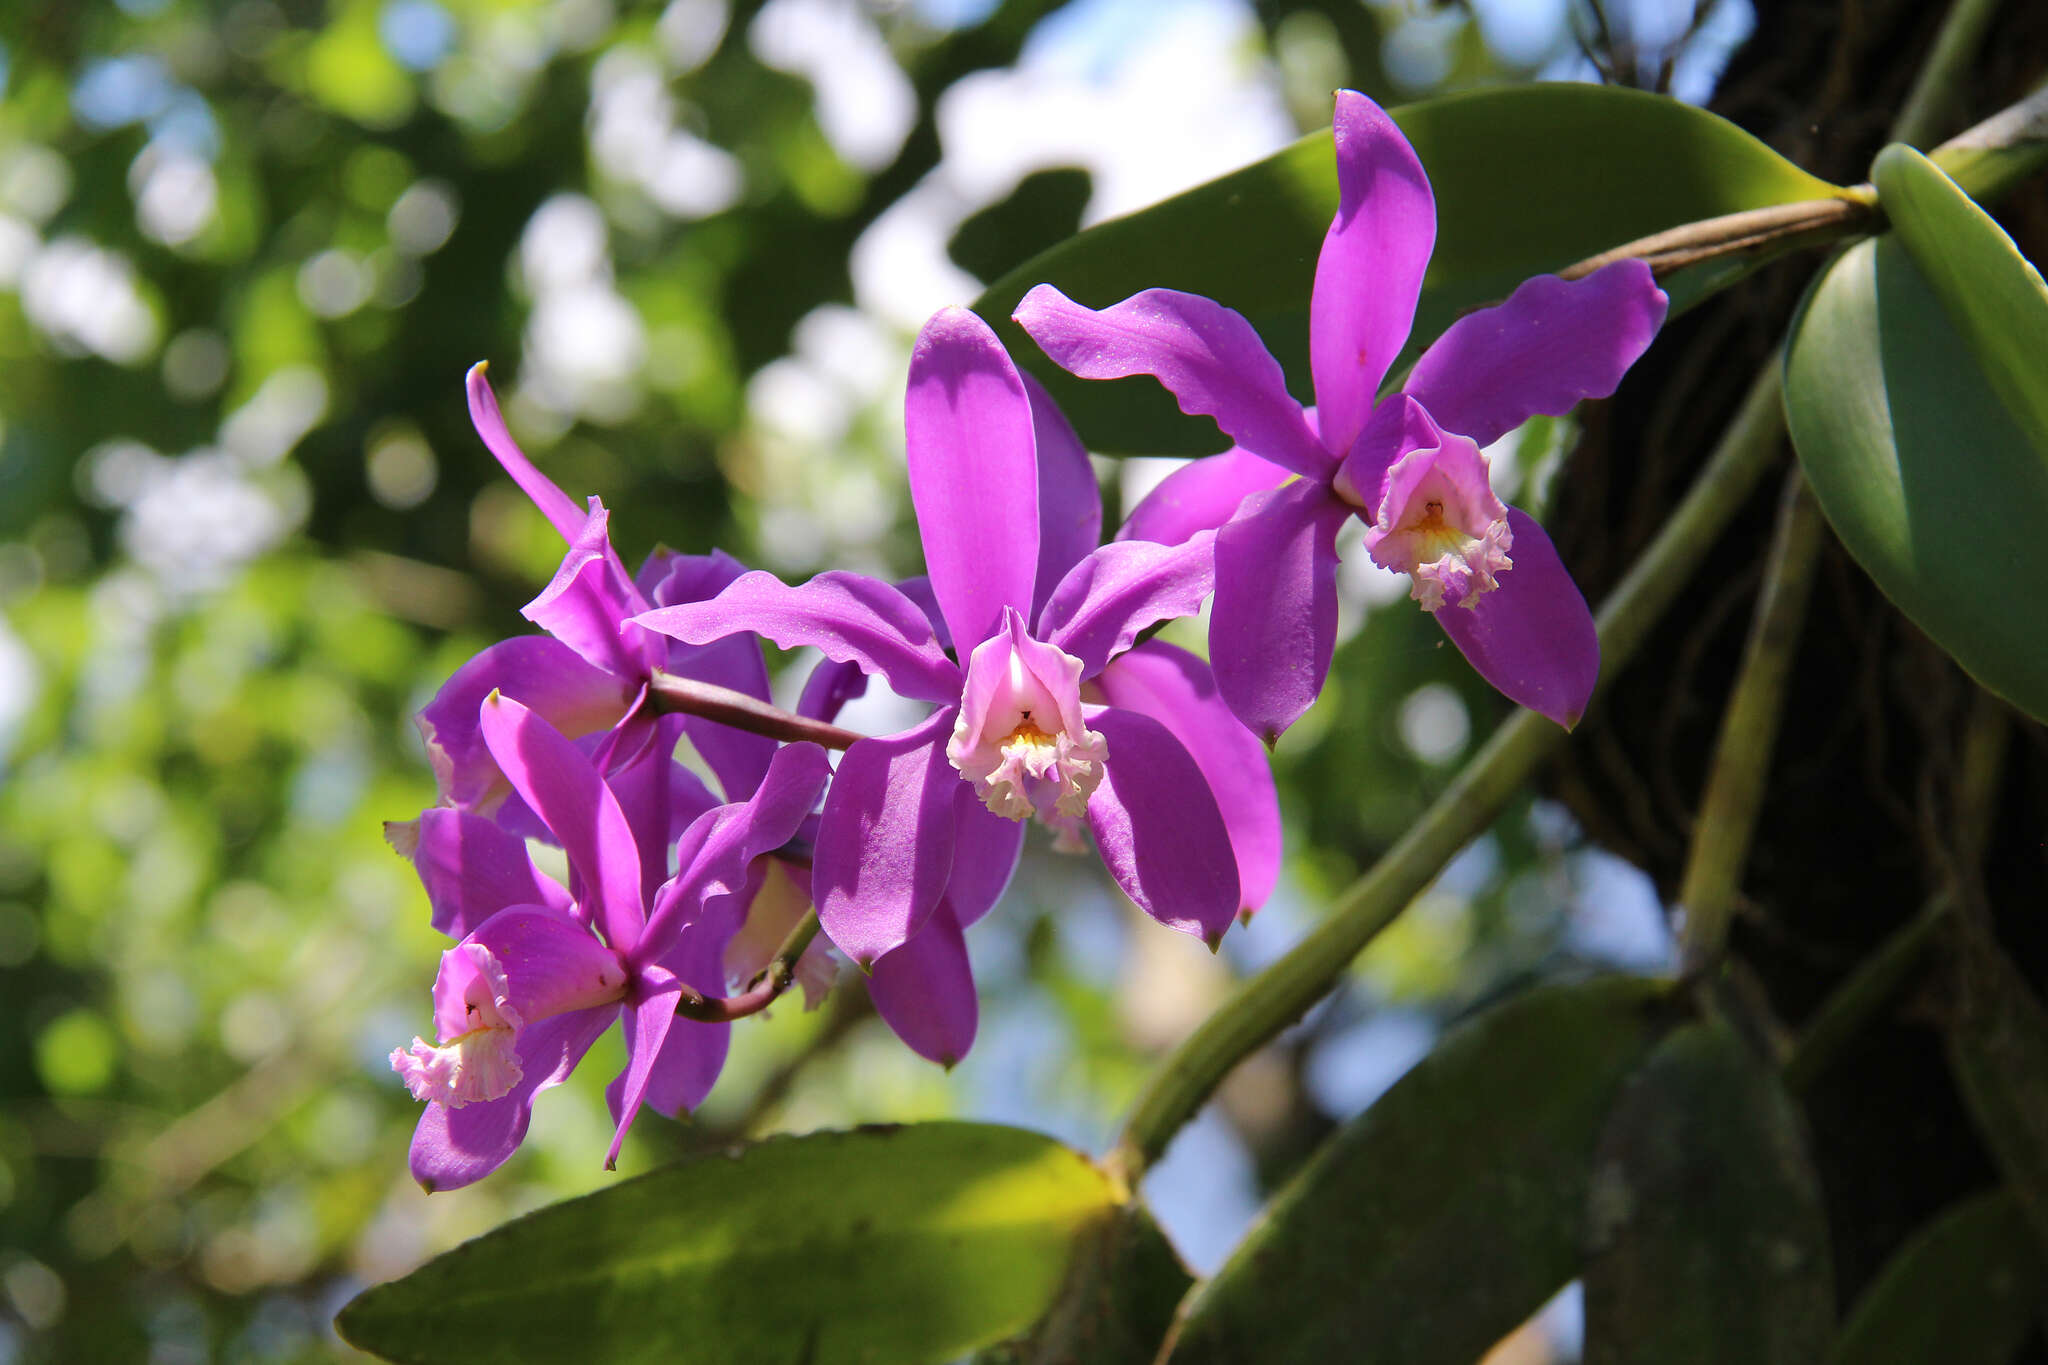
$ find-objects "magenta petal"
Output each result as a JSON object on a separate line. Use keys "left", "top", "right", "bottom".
{"left": 946, "top": 782, "right": 1025, "bottom": 927}
{"left": 1403, "top": 260, "right": 1668, "bottom": 450}
{"left": 604, "top": 715, "right": 721, "bottom": 909}
{"left": 605, "top": 976, "right": 682, "bottom": 1168}
{"left": 455, "top": 906, "right": 628, "bottom": 1029}
{"left": 638, "top": 742, "right": 832, "bottom": 964}
{"left": 467, "top": 363, "right": 585, "bottom": 543}
{"left": 797, "top": 656, "right": 870, "bottom": 725}
{"left": 1311, "top": 90, "right": 1436, "bottom": 456}
{"left": 634, "top": 570, "right": 962, "bottom": 705}
{"left": 613, "top": 1015, "right": 729, "bottom": 1123}
{"left": 478, "top": 693, "right": 647, "bottom": 956}
{"left": 905, "top": 307, "right": 1040, "bottom": 652}
{"left": 1210, "top": 480, "right": 1352, "bottom": 744}
{"left": 867, "top": 900, "right": 977, "bottom": 1067}
{"left": 417, "top": 636, "right": 634, "bottom": 811}
{"left": 1025, "top": 372, "right": 1103, "bottom": 614}
{"left": 1085, "top": 705, "right": 1239, "bottom": 944}
{"left": 1092, "top": 641, "right": 1280, "bottom": 916}
{"left": 404, "top": 809, "right": 576, "bottom": 939}
{"left": 407, "top": 1006, "right": 613, "bottom": 1192}
{"left": 1117, "top": 448, "right": 1292, "bottom": 547}
{"left": 645, "top": 550, "right": 779, "bottom": 801}
{"left": 813, "top": 712, "right": 959, "bottom": 969}
{"left": 1332, "top": 393, "right": 1440, "bottom": 514}
{"left": 523, "top": 499, "right": 658, "bottom": 679}
{"left": 1015, "top": 284, "right": 1330, "bottom": 477}
{"left": 1037, "top": 534, "right": 1217, "bottom": 679}
{"left": 1435, "top": 507, "right": 1599, "bottom": 728}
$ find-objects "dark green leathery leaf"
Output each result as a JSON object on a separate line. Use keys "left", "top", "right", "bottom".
{"left": 1830, "top": 1189, "right": 2048, "bottom": 1365}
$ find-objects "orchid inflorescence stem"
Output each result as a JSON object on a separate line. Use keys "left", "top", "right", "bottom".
{"left": 674, "top": 907, "right": 825, "bottom": 1023}
{"left": 646, "top": 669, "right": 864, "bottom": 750}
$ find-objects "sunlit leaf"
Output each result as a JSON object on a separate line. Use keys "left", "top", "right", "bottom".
{"left": 337, "top": 1122, "right": 1122, "bottom": 1365}
{"left": 1784, "top": 155, "right": 2048, "bottom": 722}
{"left": 1162, "top": 977, "right": 1673, "bottom": 1365}
{"left": 976, "top": 1202, "right": 1192, "bottom": 1365}
{"left": 975, "top": 84, "right": 1843, "bottom": 454}
{"left": 1582, "top": 1022, "right": 1834, "bottom": 1364}
{"left": 1830, "top": 1189, "right": 2048, "bottom": 1365}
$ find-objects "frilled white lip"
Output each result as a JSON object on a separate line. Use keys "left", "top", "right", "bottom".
{"left": 1365, "top": 438, "right": 1513, "bottom": 611}
{"left": 948, "top": 612, "right": 1108, "bottom": 823}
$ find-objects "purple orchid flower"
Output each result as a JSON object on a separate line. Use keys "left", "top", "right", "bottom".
{"left": 1015, "top": 89, "right": 1669, "bottom": 742}
{"left": 416, "top": 365, "right": 776, "bottom": 817}
{"left": 633, "top": 308, "right": 1245, "bottom": 1063}
{"left": 390, "top": 691, "right": 829, "bottom": 1191}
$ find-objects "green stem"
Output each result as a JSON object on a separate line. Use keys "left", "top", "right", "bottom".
{"left": 1892, "top": 0, "right": 2011, "bottom": 150}
{"left": 674, "top": 908, "right": 821, "bottom": 1022}
{"left": 1781, "top": 895, "right": 1949, "bottom": 1095}
{"left": 1676, "top": 471, "right": 1828, "bottom": 968}
{"left": 1109, "top": 362, "right": 1791, "bottom": 1182}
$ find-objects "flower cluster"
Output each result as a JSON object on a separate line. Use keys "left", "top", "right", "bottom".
{"left": 385, "top": 90, "right": 1664, "bottom": 1188}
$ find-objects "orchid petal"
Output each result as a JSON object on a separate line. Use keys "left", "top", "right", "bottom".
{"left": 1331, "top": 392, "right": 1441, "bottom": 514}
{"left": 398, "top": 809, "right": 575, "bottom": 940}
{"left": 1092, "top": 641, "right": 1281, "bottom": 916}
{"left": 478, "top": 692, "right": 646, "bottom": 956}
{"left": 639, "top": 742, "right": 832, "bottom": 965}
{"left": 945, "top": 782, "right": 1025, "bottom": 927}
{"left": 467, "top": 362, "right": 584, "bottom": 543}
{"left": 905, "top": 307, "right": 1040, "bottom": 652}
{"left": 1038, "top": 533, "right": 1217, "bottom": 679}
{"left": 894, "top": 575, "right": 951, "bottom": 653}
{"left": 644, "top": 549, "right": 780, "bottom": 800}
{"left": 634, "top": 570, "right": 962, "bottom": 705}
{"left": 449, "top": 906, "right": 628, "bottom": 1032}
{"left": 523, "top": 499, "right": 658, "bottom": 679}
{"left": 1434, "top": 507, "right": 1599, "bottom": 729}
{"left": 1404, "top": 260, "right": 1668, "bottom": 450}
{"left": 614, "top": 1013, "right": 729, "bottom": 1124}
{"left": 797, "top": 656, "right": 870, "bottom": 725}
{"left": 813, "top": 711, "right": 959, "bottom": 969}
{"left": 1015, "top": 284, "right": 1330, "bottom": 478}
{"left": 407, "top": 1006, "right": 613, "bottom": 1192}
{"left": 868, "top": 900, "right": 977, "bottom": 1067}
{"left": 1025, "top": 372, "right": 1103, "bottom": 615}
{"left": 417, "top": 636, "right": 634, "bottom": 812}
{"left": 1311, "top": 89, "right": 1435, "bottom": 456}
{"left": 605, "top": 973, "right": 682, "bottom": 1168}
{"left": 1085, "top": 705, "right": 1239, "bottom": 945}
{"left": 1210, "top": 480, "right": 1352, "bottom": 744}
{"left": 604, "top": 715, "right": 721, "bottom": 910}
{"left": 1117, "top": 448, "right": 1292, "bottom": 547}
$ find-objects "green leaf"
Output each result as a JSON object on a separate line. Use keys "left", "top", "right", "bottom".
{"left": 1582, "top": 1022, "right": 1834, "bottom": 1364}
{"left": 1831, "top": 1189, "right": 2048, "bottom": 1365}
{"left": 1161, "top": 976, "right": 1674, "bottom": 1365}
{"left": 1783, "top": 178, "right": 2048, "bottom": 722}
{"left": 973, "top": 85, "right": 1842, "bottom": 455}
{"left": 975, "top": 1202, "right": 1192, "bottom": 1365}
{"left": 336, "top": 1122, "right": 1121, "bottom": 1365}
{"left": 1946, "top": 924, "right": 2048, "bottom": 1252}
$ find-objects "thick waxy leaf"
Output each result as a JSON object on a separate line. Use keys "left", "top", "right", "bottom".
{"left": 1161, "top": 977, "right": 1673, "bottom": 1365}
{"left": 976, "top": 84, "right": 1840, "bottom": 454}
{"left": 337, "top": 1122, "right": 1121, "bottom": 1365}
{"left": 1830, "top": 1189, "right": 2048, "bottom": 1365}
{"left": 975, "top": 1203, "right": 1192, "bottom": 1365}
{"left": 1582, "top": 1022, "right": 1834, "bottom": 1365}
{"left": 1945, "top": 925, "right": 2048, "bottom": 1250}
{"left": 1784, "top": 160, "right": 2048, "bottom": 721}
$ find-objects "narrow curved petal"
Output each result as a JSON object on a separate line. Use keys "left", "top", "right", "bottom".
{"left": 400, "top": 808, "right": 576, "bottom": 939}
{"left": 812, "top": 711, "right": 959, "bottom": 969}
{"left": 605, "top": 971, "right": 682, "bottom": 1168}
{"left": 604, "top": 715, "right": 721, "bottom": 910}
{"left": 1117, "top": 448, "right": 1291, "bottom": 547}
{"left": 634, "top": 570, "right": 961, "bottom": 705}
{"left": 417, "top": 636, "right": 634, "bottom": 811}
{"left": 1210, "top": 480, "right": 1352, "bottom": 744}
{"left": 894, "top": 575, "right": 951, "bottom": 653}
{"left": 1403, "top": 260, "right": 1668, "bottom": 449}
{"left": 479, "top": 693, "right": 646, "bottom": 956}
{"left": 946, "top": 782, "right": 1025, "bottom": 927}
{"left": 646, "top": 549, "right": 779, "bottom": 801}
{"left": 467, "top": 363, "right": 585, "bottom": 543}
{"left": 613, "top": 1014, "right": 729, "bottom": 1125}
{"left": 1311, "top": 90, "right": 1436, "bottom": 456}
{"left": 1434, "top": 507, "right": 1599, "bottom": 729}
{"left": 1024, "top": 372, "right": 1103, "bottom": 614}
{"left": 1092, "top": 641, "right": 1281, "bottom": 916}
{"left": 1015, "top": 284, "right": 1330, "bottom": 477}
{"left": 408, "top": 1006, "right": 613, "bottom": 1192}
{"left": 797, "top": 656, "right": 870, "bottom": 725}
{"left": 1085, "top": 706, "right": 1239, "bottom": 945}
{"left": 639, "top": 742, "right": 832, "bottom": 964}
{"left": 867, "top": 900, "right": 977, "bottom": 1067}
{"left": 523, "top": 499, "right": 658, "bottom": 679}
{"left": 906, "top": 307, "right": 1040, "bottom": 652}
{"left": 1038, "top": 534, "right": 1217, "bottom": 679}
